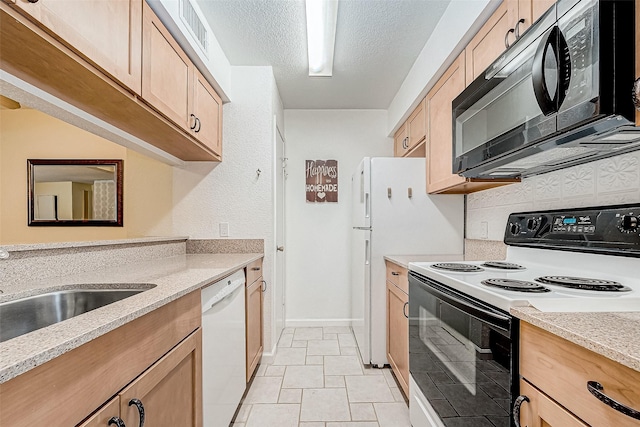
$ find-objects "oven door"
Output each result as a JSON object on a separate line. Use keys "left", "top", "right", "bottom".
{"left": 408, "top": 272, "right": 518, "bottom": 427}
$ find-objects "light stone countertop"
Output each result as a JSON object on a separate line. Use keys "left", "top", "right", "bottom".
{"left": 511, "top": 307, "right": 640, "bottom": 373}
{"left": 384, "top": 254, "right": 464, "bottom": 269}
{"left": 0, "top": 252, "right": 262, "bottom": 384}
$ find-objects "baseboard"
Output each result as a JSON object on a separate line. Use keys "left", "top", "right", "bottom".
{"left": 285, "top": 318, "right": 352, "bottom": 328}
{"left": 260, "top": 342, "right": 278, "bottom": 364}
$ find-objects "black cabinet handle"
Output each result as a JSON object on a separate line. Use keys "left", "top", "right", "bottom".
{"left": 129, "top": 398, "right": 145, "bottom": 427}
{"left": 587, "top": 381, "right": 640, "bottom": 420}
{"left": 27, "top": 0, "right": 39, "bottom": 3}
{"left": 251, "top": 267, "right": 261, "bottom": 271}
{"left": 391, "top": 272, "right": 400, "bottom": 276}
{"left": 504, "top": 28, "right": 515, "bottom": 49}
{"left": 512, "top": 395, "right": 530, "bottom": 427}
{"left": 194, "top": 117, "right": 201, "bottom": 133}
{"left": 402, "top": 302, "right": 409, "bottom": 318}
{"left": 189, "top": 114, "right": 197, "bottom": 130}
{"left": 262, "top": 280, "right": 267, "bottom": 292}
{"left": 108, "top": 417, "right": 126, "bottom": 427}
{"left": 514, "top": 18, "right": 525, "bottom": 39}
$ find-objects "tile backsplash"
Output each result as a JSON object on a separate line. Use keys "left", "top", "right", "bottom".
{"left": 467, "top": 151, "right": 640, "bottom": 241}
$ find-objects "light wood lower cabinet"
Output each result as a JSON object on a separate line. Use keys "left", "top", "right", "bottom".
{"left": 246, "top": 258, "right": 264, "bottom": 382}
{"left": 518, "top": 322, "right": 640, "bottom": 427}
{"left": 119, "top": 330, "right": 202, "bottom": 427}
{"left": 518, "top": 379, "right": 588, "bottom": 427}
{"left": 0, "top": 291, "right": 201, "bottom": 427}
{"left": 385, "top": 260, "right": 409, "bottom": 397}
{"left": 79, "top": 330, "right": 202, "bottom": 427}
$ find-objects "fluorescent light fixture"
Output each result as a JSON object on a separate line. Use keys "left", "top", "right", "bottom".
{"left": 305, "top": 0, "right": 338, "bottom": 77}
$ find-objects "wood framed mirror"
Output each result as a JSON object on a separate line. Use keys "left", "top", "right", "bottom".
{"left": 27, "top": 159, "right": 123, "bottom": 226}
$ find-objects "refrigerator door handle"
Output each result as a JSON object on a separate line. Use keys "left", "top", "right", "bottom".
{"left": 365, "top": 239, "right": 370, "bottom": 265}
{"left": 365, "top": 193, "right": 370, "bottom": 218}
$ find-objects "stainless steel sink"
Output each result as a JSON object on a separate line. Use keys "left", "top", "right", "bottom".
{"left": 0, "top": 287, "right": 153, "bottom": 343}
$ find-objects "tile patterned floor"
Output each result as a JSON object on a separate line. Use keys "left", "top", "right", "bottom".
{"left": 231, "top": 327, "right": 410, "bottom": 427}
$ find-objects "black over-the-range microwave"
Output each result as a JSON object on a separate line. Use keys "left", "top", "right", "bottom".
{"left": 453, "top": 0, "right": 639, "bottom": 179}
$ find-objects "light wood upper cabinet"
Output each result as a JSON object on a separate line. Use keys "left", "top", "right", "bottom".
{"left": 246, "top": 258, "right": 264, "bottom": 382}
{"left": 426, "top": 53, "right": 467, "bottom": 193}
{"left": 407, "top": 98, "right": 427, "bottom": 149}
{"left": 8, "top": 0, "right": 142, "bottom": 95}
{"left": 142, "top": 2, "right": 223, "bottom": 157}
{"left": 142, "top": 1, "right": 192, "bottom": 132}
{"left": 465, "top": 0, "right": 555, "bottom": 85}
{"left": 393, "top": 123, "right": 409, "bottom": 157}
{"left": 465, "top": 0, "right": 518, "bottom": 84}
{"left": 520, "top": 322, "right": 640, "bottom": 427}
{"left": 193, "top": 69, "right": 223, "bottom": 156}
{"left": 394, "top": 99, "right": 427, "bottom": 158}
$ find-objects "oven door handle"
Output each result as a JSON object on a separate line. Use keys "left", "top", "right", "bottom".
{"left": 410, "top": 273, "right": 512, "bottom": 332}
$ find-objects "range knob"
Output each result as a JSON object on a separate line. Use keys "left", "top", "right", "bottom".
{"left": 509, "top": 222, "right": 521, "bottom": 236}
{"left": 620, "top": 215, "right": 639, "bottom": 233}
{"left": 526, "top": 218, "right": 540, "bottom": 231}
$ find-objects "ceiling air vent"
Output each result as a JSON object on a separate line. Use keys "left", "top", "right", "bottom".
{"left": 181, "top": 0, "right": 208, "bottom": 55}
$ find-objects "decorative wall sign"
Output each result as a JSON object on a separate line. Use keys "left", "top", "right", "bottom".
{"left": 305, "top": 160, "right": 338, "bottom": 203}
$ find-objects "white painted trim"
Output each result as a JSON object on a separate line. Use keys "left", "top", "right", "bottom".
{"left": 285, "top": 318, "right": 353, "bottom": 328}
{"left": 260, "top": 342, "right": 278, "bottom": 365}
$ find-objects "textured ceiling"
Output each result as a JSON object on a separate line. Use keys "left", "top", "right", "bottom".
{"left": 196, "top": 0, "right": 451, "bottom": 109}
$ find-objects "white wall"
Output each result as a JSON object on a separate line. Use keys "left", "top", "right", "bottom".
{"left": 466, "top": 152, "right": 640, "bottom": 241}
{"left": 386, "top": 0, "right": 499, "bottom": 135}
{"left": 173, "top": 66, "right": 281, "bottom": 352}
{"left": 283, "top": 110, "right": 392, "bottom": 325}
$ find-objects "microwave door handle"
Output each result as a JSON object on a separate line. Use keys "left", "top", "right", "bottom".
{"left": 556, "top": 27, "right": 571, "bottom": 110}
{"left": 532, "top": 26, "right": 559, "bottom": 116}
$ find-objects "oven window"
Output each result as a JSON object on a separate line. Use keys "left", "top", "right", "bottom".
{"left": 409, "top": 278, "right": 514, "bottom": 427}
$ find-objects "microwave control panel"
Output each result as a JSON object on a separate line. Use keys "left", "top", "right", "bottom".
{"left": 504, "top": 205, "right": 640, "bottom": 256}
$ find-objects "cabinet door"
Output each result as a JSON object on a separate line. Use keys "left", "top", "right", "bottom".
{"left": 192, "top": 69, "right": 223, "bottom": 156}
{"left": 407, "top": 98, "right": 426, "bottom": 150}
{"left": 9, "top": 0, "right": 142, "bottom": 94}
{"left": 119, "top": 329, "right": 202, "bottom": 427}
{"left": 142, "top": 2, "right": 192, "bottom": 132}
{"left": 518, "top": 0, "right": 556, "bottom": 34}
{"left": 76, "top": 397, "right": 121, "bottom": 427}
{"left": 393, "top": 123, "right": 409, "bottom": 157}
{"left": 386, "top": 282, "right": 408, "bottom": 397}
{"left": 246, "top": 277, "right": 264, "bottom": 382}
{"left": 518, "top": 380, "right": 589, "bottom": 427}
{"left": 426, "top": 53, "right": 467, "bottom": 193}
{"left": 465, "top": 0, "right": 519, "bottom": 84}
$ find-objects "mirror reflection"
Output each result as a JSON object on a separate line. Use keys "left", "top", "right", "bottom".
{"left": 28, "top": 160, "right": 123, "bottom": 226}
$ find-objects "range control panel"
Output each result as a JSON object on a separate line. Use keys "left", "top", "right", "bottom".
{"left": 504, "top": 204, "right": 640, "bottom": 256}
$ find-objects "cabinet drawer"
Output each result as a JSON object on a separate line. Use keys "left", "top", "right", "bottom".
{"left": 246, "top": 258, "right": 263, "bottom": 286}
{"left": 520, "top": 322, "right": 640, "bottom": 427}
{"left": 385, "top": 261, "right": 408, "bottom": 294}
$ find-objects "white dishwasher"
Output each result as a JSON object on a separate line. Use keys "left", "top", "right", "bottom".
{"left": 201, "top": 270, "right": 246, "bottom": 427}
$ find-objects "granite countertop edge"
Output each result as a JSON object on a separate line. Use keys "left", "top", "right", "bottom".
{"left": 1, "top": 236, "right": 190, "bottom": 252}
{"left": 0, "top": 252, "right": 263, "bottom": 384}
{"left": 511, "top": 306, "right": 640, "bottom": 372}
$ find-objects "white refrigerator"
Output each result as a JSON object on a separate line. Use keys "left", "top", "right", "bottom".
{"left": 350, "top": 157, "right": 464, "bottom": 366}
